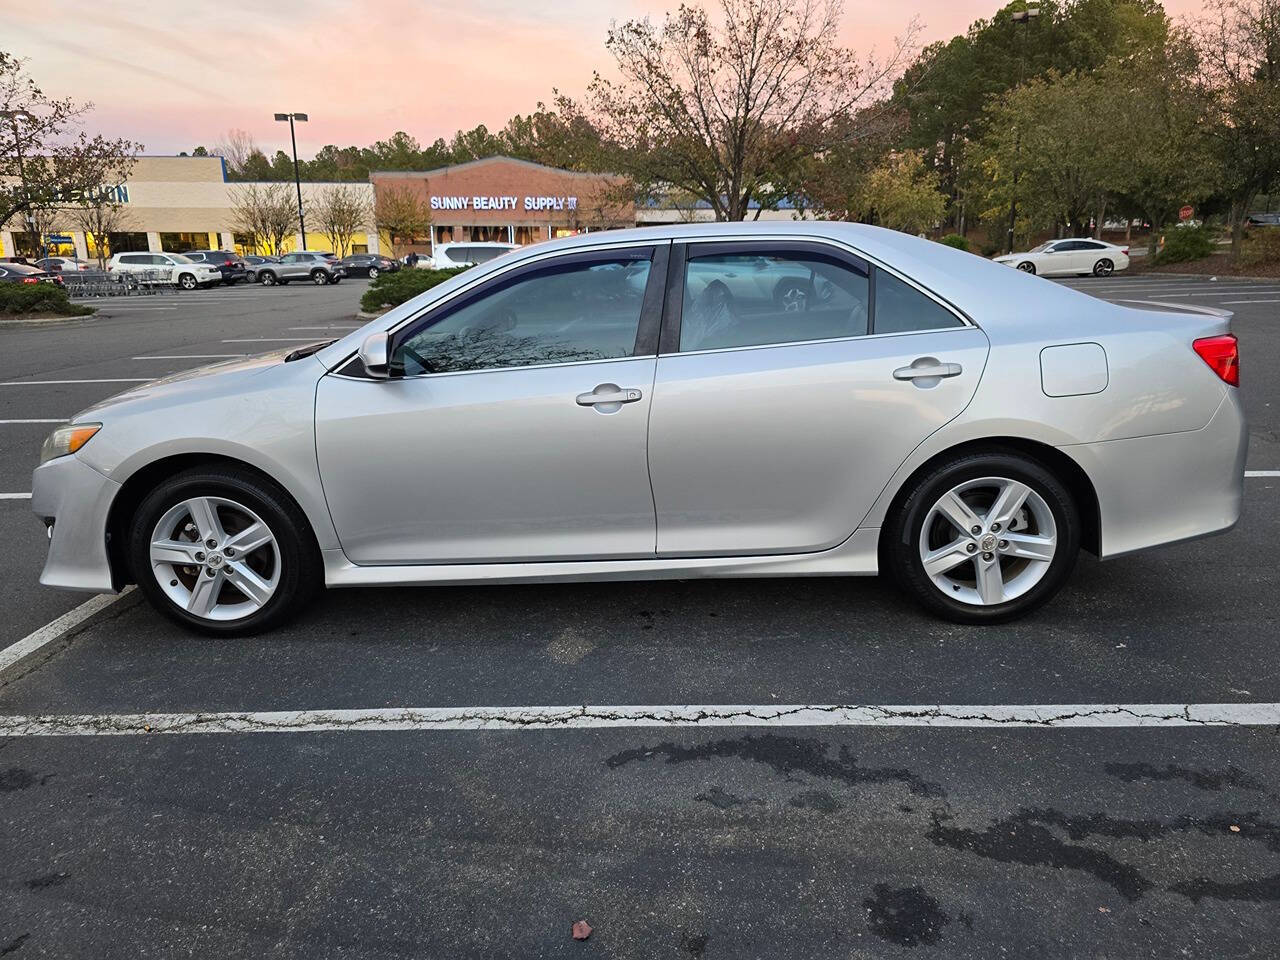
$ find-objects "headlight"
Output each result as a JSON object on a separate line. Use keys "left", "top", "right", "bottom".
{"left": 40, "top": 423, "right": 101, "bottom": 464}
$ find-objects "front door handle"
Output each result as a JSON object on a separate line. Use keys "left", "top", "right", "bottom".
{"left": 893, "top": 358, "right": 963, "bottom": 381}
{"left": 576, "top": 383, "right": 643, "bottom": 407}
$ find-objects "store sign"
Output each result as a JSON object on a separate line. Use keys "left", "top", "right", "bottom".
{"left": 429, "top": 194, "right": 578, "bottom": 212}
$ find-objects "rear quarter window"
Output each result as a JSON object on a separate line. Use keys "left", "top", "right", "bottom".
{"left": 873, "top": 270, "right": 964, "bottom": 335}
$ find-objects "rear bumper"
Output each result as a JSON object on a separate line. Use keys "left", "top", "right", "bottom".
{"left": 31, "top": 455, "right": 121, "bottom": 593}
{"left": 1062, "top": 389, "right": 1246, "bottom": 558}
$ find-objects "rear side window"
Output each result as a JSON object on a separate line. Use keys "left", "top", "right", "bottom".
{"left": 873, "top": 269, "right": 964, "bottom": 334}
{"left": 680, "top": 250, "right": 870, "bottom": 351}
{"left": 469, "top": 246, "right": 509, "bottom": 265}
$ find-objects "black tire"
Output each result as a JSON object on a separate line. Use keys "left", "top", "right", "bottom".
{"left": 1016, "top": 261, "right": 1036, "bottom": 274}
{"left": 1093, "top": 258, "right": 1114, "bottom": 277}
{"left": 178, "top": 272, "right": 197, "bottom": 290}
{"left": 311, "top": 269, "right": 328, "bottom": 285}
{"left": 367, "top": 266, "right": 379, "bottom": 279}
{"left": 882, "top": 449, "right": 1081, "bottom": 624}
{"left": 128, "top": 466, "right": 323, "bottom": 637}
{"left": 259, "top": 271, "right": 277, "bottom": 286}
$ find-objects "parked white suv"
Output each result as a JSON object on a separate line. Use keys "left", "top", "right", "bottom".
{"left": 424, "top": 242, "right": 518, "bottom": 270}
{"left": 107, "top": 252, "right": 222, "bottom": 289}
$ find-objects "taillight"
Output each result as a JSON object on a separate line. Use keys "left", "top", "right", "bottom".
{"left": 1193, "top": 334, "right": 1239, "bottom": 386}
{"left": 1121, "top": 247, "right": 1129, "bottom": 256}
{"left": 21, "top": 277, "right": 38, "bottom": 284}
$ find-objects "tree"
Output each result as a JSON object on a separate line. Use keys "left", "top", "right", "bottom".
{"left": 312, "top": 184, "right": 372, "bottom": 257}
{"left": 374, "top": 184, "right": 430, "bottom": 257}
{"left": 848, "top": 150, "right": 946, "bottom": 232}
{"left": 212, "top": 128, "right": 258, "bottom": 177}
{"left": 0, "top": 52, "right": 141, "bottom": 252}
{"left": 228, "top": 182, "right": 297, "bottom": 254}
{"left": 1192, "top": 0, "right": 1280, "bottom": 255}
{"left": 563, "top": 0, "right": 920, "bottom": 220}
{"left": 69, "top": 165, "right": 134, "bottom": 267}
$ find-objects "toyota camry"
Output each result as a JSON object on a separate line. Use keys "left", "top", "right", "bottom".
{"left": 31, "top": 223, "right": 1245, "bottom": 635}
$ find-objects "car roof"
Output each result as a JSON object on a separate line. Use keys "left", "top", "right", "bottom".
{"left": 1, "top": 262, "right": 45, "bottom": 273}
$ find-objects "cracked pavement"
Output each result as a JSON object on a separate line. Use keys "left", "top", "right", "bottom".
{"left": 2, "top": 276, "right": 1280, "bottom": 957}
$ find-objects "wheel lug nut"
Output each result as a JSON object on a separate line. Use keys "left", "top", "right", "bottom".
{"left": 970, "top": 525, "right": 981, "bottom": 535}
{"left": 999, "top": 539, "right": 1009, "bottom": 549}
{"left": 194, "top": 551, "right": 205, "bottom": 562}
{"left": 224, "top": 548, "right": 235, "bottom": 558}
{"left": 982, "top": 552, "right": 994, "bottom": 561}
{"left": 991, "top": 522, "right": 1001, "bottom": 532}
{"left": 966, "top": 543, "right": 977, "bottom": 553}
{"left": 205, "top": 539, "right": 217, "bottom": 549}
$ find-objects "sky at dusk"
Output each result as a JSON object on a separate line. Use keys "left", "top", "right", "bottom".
{"left": 8, "top": 0, "right": 1208, "bottom": 160}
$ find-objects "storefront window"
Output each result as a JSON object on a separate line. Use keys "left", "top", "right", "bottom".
{"left": 434, "top": 225, "right": 455, "bottom": 245}
{"left": 90, "top": 232, "right": 148, "bottom": 258}
{"left": 514, "top": 226, "right": 546, "bottom": 246}
{"left": 467, "top": 225, "right": 511, "bottom": 242}
{"left": 160, "top": 232, "right": 212, "bottom": 252}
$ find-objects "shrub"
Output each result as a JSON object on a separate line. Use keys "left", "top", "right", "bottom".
{"left": 939, "top": 234, "right": 971, "bottom": 252}
{"left": 1238, "top": 230, "right": 1280, "bottom": 268}
{"left": 1153, "top": 224, "right": 1216, "bottom": 264}
{"left": 359, "top": 266, "right": 468, "bottom": 313}
{"left": 0, "top": 283, "right": 94, "bottom": 317}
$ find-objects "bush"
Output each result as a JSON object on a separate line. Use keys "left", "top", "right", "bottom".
{"left": 938, "top": 234, "right": 971, "bottom": 252}
{"left": 1153, "top": 224, "right": 1216, "bottom": 264}
{"left": 0, "top": 282, "right": 94, "bottom": 317}
{"left": 1238, "top": 230, "right": 1280, "bottom": 268}
{"left": 359, "top": 266, "right": 468, "bottom": 313}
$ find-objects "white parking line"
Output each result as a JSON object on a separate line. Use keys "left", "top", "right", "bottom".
{"left": 0, "top": 378, "right": 150, "bottom": 385}
{"left": 221, "top": 338, "right": 316, "bottom": 343}
{"left": 0, "top": 419, "right": 66, "bottom": 423}
{"left": 2, "top": 701, "right": 1278, "bottom": 737}
{"left": 0, "top": 589, "right": 134, "bottom": 677}
{"left": 1246, "top": 470, "right": 1280, "bottom": 477}
{"left": 0, "top": 492, "right": 32, "bottom": 499}
{"left": 1222, "top": 299, "right": 1280, "bottom": 305}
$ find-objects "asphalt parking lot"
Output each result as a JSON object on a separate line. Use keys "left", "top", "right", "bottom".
{"left": 2, "top": 273, "right": 1279, "bottom": 958}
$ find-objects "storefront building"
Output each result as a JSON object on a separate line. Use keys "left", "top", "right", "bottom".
{"left": 0, "top": 156, "right": 377, "bottom": 260}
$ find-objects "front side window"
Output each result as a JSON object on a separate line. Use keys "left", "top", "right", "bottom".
{"left": 680, "top": 250, "right": 869, "bottom": 352}
{"left": 873, "top": 269, "right": 964, "bottom": 334}
{"left": 393, "top": 254, "right": 653, "bottom": 376}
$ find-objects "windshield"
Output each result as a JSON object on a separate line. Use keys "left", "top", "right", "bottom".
{"left": 1028, "top": 242, "right": 1052, "bottom": 253}
{"left": 169, "top": 254, "right": 195, "bottom": 264}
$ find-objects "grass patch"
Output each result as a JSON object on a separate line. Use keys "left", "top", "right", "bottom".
{"left": 359, "top": 267, "right": 468, "bottom": 313}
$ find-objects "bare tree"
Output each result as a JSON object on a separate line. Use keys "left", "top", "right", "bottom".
{"left": 69, "top": 184, "right": 131, "bottom": 267}
{"left": 561, "top": 0, "right": 919, "bottom": 220}
{"left": 1192, "top": 0, "right": 1280, "bottom": 255}
{"left": 312, "top": 184, "right": 373, "bottom": 257}
{"left": 229, "top": 182, "right": 297, "bottom": 254}
{"left": 1, "top": 52, "right": 142, "bottom": 251}
{"left": 374, "top": 184, "right": 430, "bottom": 258}
{"left": 213, "top": 128, "right": 259, "bottom": 178}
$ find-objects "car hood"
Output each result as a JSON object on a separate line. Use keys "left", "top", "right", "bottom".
{"left": 72, "top": 346, "right": 323, "bottom": 422}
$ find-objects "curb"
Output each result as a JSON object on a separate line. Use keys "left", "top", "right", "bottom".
{"left": 0, "top": 313, "right": 98, "bottom": 328}
{"left": 355, "top": 310, "right": 386, "bottom": 320}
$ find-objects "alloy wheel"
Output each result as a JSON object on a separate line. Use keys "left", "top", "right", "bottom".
{"left": 368, "top": 267, "right": 379, "bottom": 279}
{"left": 149, "top": 496, "right": 281, "bottom": 621}
{"left": 917, "top": 476, "right": 1057, "bottom": 606}
{"left": 1093, "top": 258, "right": 1114, "bottom": 276}
{"left": 1017, "top": 262, "right": 1036, "bottom": 273}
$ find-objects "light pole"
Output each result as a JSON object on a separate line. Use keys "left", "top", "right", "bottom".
{"left": 1006, "top": 5, "right": 1041, "bottom": 255}
{"left": 1, "top": 108, "right": 38, "bottom": 258}
{"left": 273, "top": 112, "right": 308, "bottom": 250}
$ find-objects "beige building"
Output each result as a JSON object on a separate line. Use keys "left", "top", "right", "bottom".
{"left": 0, "top": 156, "right": 378, "bottom": 259}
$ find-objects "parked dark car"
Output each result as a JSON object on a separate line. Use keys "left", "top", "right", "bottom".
{"left": 0, "top": 256, "right": 36, "bottom": 266}
{"left": 0, "top": 262, "right": 64, "bottom": 285}
{"left": 183, "top": 250, "right": 248, "bottom": 285}
{"left": 337, "top": 253, "right": 399, "bottom": 279}
{"left": 1246, "top": 213, "right": 1280, "bottom": 228}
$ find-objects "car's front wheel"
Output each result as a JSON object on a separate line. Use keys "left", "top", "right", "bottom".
{"left": 1016, "top": 261, "right": 1036, "bottom": 274}
{"left": 883, "top": 450, "right": 1081, "bottom": 624}
{"left": 311, "top": 270, "right": 329, "bottom": 285}
{"left": 259, "top": 271, "right": 277, "bottom": 286}
{"left": 367, "top": 266, "right": 379, "bottom": 279}
{"left": 129, "top": 466, "right": 322, "bottom": 636}
{"left": 178, "top": 272, "right": 198, "bottom": 290}
{"left": 1093, "top": 258, "right": 1114, "bottom": 277}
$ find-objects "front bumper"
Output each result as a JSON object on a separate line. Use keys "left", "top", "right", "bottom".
{"left": 31, "top": 454, "right": 121, "bottom": 593}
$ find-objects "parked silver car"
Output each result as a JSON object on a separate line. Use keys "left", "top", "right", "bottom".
{"left": 32, "top": 223, "right": 1245, "bottom": 635}
{"left": 254, "top": 251, "right": 346, "bottom": 286}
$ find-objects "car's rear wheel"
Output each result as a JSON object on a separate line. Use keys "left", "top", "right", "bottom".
{"left": 1016, "top": 261, "right": 1036, "bottom": 274}
{"left": 1093, "top": 258, "right": 1114, "bottom": 277}
{"left": 883, "top": 450, "right": 1081, "bottom": 624}
{"left": 129, "top": 466, "right": 322, "bottom": 636}
{"left": 259, "top": 271, "right": 277, "bottom": 286}
{"left": 178, "top": 272, "right": 197, "bottom": 290}
{"left": 311, "top": 269, "right": 328, "bottom": 285}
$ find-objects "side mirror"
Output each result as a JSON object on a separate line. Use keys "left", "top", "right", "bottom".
{"left": 358, "top": 331, "right": 390, "bottom": 379}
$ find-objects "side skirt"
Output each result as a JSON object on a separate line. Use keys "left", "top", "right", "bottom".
{"left": 323, "top": 528, "right": 880, "bottom": 588}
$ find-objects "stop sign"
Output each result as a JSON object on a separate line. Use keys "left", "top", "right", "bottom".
{"left": 1179, "top": 205, "right": 1194, "bottom": 221}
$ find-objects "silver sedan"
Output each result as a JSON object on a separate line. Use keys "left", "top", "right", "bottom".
{"left": 31, "top": 223, "right": 1246, "bottom": 635}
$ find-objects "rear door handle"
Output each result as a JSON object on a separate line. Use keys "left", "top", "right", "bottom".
{"left": 893, "top": 359, "right": 963, "bottom": 381}
{"left": 576, "top": 383, "right": 643, "bottom": 406}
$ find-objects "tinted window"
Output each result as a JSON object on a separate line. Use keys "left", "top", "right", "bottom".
{"left": 680, "top": 251, "right": 869, "bottom": 351}
{"left": 873, "top": 270, "right": 963, "bottom": 334}
{"left": 444, "top": 247, "right": 469, "bottom": 263}
{"left": 394, "top": 255, "right": 652, "bottom": 376}
{"left": 1080, "top": 241, "right": 1105, "bottom": 250}
{"left": 120, "top": 255, "right": 149, "bottom": 265}
{"left": 469, "top": 246, "right": 511, "bottom": 265}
